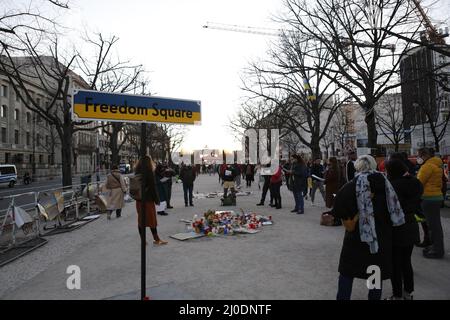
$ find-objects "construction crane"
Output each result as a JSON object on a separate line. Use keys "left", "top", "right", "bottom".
{"left": 203, "top": 22, "right": 396, "bottom": 101}
{"left": 411, "top": 0, "right": 448, "bottom": 44}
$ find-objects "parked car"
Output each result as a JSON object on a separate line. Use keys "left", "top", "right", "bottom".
{"left": 119, "top": 163, "right": 131, "bottom": 174}
{"left": 0, "top": 164, "right": 18, "bottom": 188}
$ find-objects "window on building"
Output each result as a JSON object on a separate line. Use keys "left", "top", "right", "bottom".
{"left": 36, "top": 134, "right": 41, "bottom": 146}
{"left": 26, "top": 132, "right": 30, "bottom": 145}
{"left": 1, "top": 128, "right": 6, "bottom": 143}
{"left": 37, "top": 114, "right": 42, "bottom": 123}
{"left": 26, "top": 112, "right": 31, "bottom": 123}
{"left": 14, "top": 109, "right": 19, "bottom": 121}
{"left": 36, "top": 98, "right": 41, "bottom": 108}
{"left": 1, "top": 105, "right": 7, "bottom": 118}
{"left": 5, "top": 152, "right": 10, "bottom": 164}
{"left": 48, "top": 154, "right": 53, "bottom": 165}
{"left": 1, "top": 85, "right": 7, "bottom": 97}
{"left": 39, "top": 154, "right": 44, "bottom": 164}
{"left": 14, "top": 130, "right": 19, "bottom": 144}
{"left": 45, "top": 135, "right": 50, "bottom": 145}
{"left": 15, "top": 91, "right": 21, "bottom": 102}
{"left": 29, "top": 154, "right": 33, "bottom": 164}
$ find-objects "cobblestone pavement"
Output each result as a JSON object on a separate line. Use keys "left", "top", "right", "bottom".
{"left": 1, "top": 174, "right": 449, "bottom": 300}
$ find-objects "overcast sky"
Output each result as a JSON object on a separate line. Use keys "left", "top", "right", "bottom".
{"left": 61, "top": 0, "right": 284, "bottom": 152}
{"left": 18, "top": 0, "right": 450, "bottom": 152}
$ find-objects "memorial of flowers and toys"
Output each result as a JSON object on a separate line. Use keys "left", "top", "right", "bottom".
{"left": 171, "top": 210, "right": 273, "bottom": 241}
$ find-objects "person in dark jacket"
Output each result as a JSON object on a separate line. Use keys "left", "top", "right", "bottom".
{"left": 222, "top": 163, "right": 238, "bottom": 198}
{"left": 310, "top": 158, "right": 326, "bottom": 206}
{"left": 288, "top": 154, "right": 308, "bottom": 214}
{"left": 332, "top": 155, "right": 406, "bottom": 300}
{"left": 346, "top": 151, "right": 357, "bottom": 182}
{"left": 155, "top": 163, "right": 168, "bottom": 216}
{"left": 325, "top": 157, "right": 341, "bottom": 209}
{"left": 245, "top": 163, "right": 255, "bottom": 187}
{"left": 163, "top": 162, "right": 176, "bottom": 209}
{"left": 180, "top": 163, "right": 197, "bottom": 207}
{"left": 385, "top": 159, "right": 423, "bottom": 300}
{"left": 134, "top": 156, "right": 167, "bottom": 246}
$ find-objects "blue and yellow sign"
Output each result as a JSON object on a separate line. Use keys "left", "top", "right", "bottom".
{"left": 72, "top": 90, "right": 201, "bottom": 125}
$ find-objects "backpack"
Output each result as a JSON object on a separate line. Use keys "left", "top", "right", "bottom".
{"left": 129, "top": 174, "right": 142, "bottom": 201}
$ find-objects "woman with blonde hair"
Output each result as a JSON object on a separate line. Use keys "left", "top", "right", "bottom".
{"left": 135, "top": 156, "right": 168, "bottom": 246}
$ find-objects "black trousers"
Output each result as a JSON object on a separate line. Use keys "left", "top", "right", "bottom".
{"left": 271, "top": 182, "right": 282, "bottom": 208}
{"left": 166, "top": 180, "right": 172, "bottom": 206}
{"left": 260, "top": 178, "right": 273, "bottom": 204}
{"left": 391, "top": 245, "right": 414, "bottom": 297}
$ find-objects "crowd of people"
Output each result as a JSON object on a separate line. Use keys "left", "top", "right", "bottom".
{"left": 101, "top": 148, "right": 447, "bottom": 299}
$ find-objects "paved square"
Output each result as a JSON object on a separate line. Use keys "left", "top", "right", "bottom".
{"left": 1, "top": 174, "right": 449, "bottom": 300}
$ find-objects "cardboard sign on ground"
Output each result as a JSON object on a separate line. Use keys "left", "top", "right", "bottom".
{"left": 170, "top": 232, "right": 205, "bottom": 241}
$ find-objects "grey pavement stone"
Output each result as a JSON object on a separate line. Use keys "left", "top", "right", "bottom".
{"left": 1, "top": 174, "right": 449, "bottom": 300}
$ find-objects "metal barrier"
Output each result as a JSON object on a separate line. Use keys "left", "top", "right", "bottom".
{"left": 0, "top": 180, "right": 107, "bottom": 243}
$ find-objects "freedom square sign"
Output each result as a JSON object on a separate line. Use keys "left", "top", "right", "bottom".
{"left": 72, "top": 89, "right": 201, "bottom": 125}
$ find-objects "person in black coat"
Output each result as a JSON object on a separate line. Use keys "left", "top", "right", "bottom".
{"left": 332, "top": 155, "right": 400, "bottom": 300}
{"left": 288, "top": 154, "right": 308, "bottom": 214}
{"left": 385, "top": 159, "right": 423, "bottom": 300}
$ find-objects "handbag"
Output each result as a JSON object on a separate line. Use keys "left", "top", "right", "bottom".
{"left": 320, "top": 212, "right": 335, "bottom": 226}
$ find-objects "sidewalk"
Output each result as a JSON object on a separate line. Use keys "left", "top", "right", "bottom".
{"left": 0, "top": 174, "right": 449, "bottom": 300}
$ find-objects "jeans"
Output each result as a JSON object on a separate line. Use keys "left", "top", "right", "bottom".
{"left": 391, "top": 245, "right": 414, "bottom": 297}
{"left": 311, "top": 180, "right": 325, "bottom": 203}
{"left": 292, "top": 189, "right": 304, "bottom": 211}
{"left": 183, "top": 183, "right": 193, "bottom": 205}
{"left": 336, "top": 274, "right": 382, "bottom": 300}
{"left": 422, "top": 200, "right": 445, "bottom": 255}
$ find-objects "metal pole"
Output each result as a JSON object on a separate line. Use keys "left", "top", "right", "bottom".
{"left": 140, "top": 122, "right": 147, "bottom": 300}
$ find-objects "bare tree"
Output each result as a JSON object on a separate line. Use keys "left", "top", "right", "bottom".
{"left": 280, "top": 0, "right": 422, "bottom": 152}
{"left": 416, "top": 91, "right": 450, "bottom": 152}
{"left": 375, "top": 92, "right": 408, "bottom": 151}
{"left": 76, "top": 35, "right": 146, "bottom": 167}
{"left": 0, "top": 33, "right": 127, "bottom": 186}
{"left": 241, "top": 30, "right": 346, "bottom": 159}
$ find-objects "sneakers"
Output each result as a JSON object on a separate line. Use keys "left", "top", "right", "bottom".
{"left": 297, "top": 210, "right": 304, "bottom": 214}
{"left": 290, "top": 209, "right": 298, "bottom": 213}
{"left": 158, "top": 211, "right": 168, "bottom": 216}
{"left": 256, "top": 202, "right": 264, "bottom": 206}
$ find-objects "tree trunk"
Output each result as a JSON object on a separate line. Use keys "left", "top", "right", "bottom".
{"left": 61, "top": 125, "right": 73, "bottom": 187}
{"left": 109, "top": 123, "right": 123, "bottom": 166}
{"left": 434, "top": 138, "right": 440, "bottom": 153}
{"left": 365, "top": 108, "right": 378, "bottom": 152}
{"left": 310, "top": 140, "right": 322, "bottom": 160}
{"left": 110, "top": 133, "right": 119, "bottom": 166}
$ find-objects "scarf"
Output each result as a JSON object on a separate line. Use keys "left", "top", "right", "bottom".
{"left": 355, "top": 171, "right": 405, "bottom": 254}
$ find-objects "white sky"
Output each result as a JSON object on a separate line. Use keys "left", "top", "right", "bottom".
{"left": 9, "top": 0, "right": 450, "bottom": 152}
{"left": 62, "top": 0, "right": 284, "bottom": 152}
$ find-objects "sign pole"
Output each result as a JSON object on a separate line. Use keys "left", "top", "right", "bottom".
{"left": 140, "top": 123, "right": 147, "bottom": 300}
